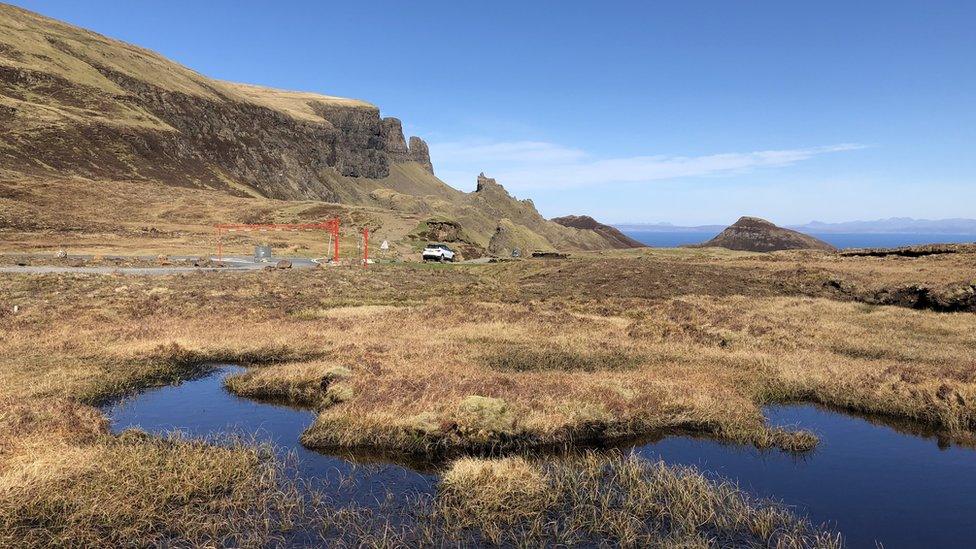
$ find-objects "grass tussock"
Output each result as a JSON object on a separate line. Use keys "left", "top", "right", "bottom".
{"left": 481, "top": 344, "right": 642, "bottom": 372}
{"left": 454, "top": 395, "right": 518, "bottom": 443}
{"left": 756, "top": 427, "right": 820, "bottom": 453}
{"left": 436, "top": 454, "right": 842, "bottom": 547}
{"left": 0, "top": 406, "right": 842, "bottom": 548}
{"left": 0, "top": 399, "right": 312, "bottom": 547}
{"left": 440, "top": 456, "right": 546, "bottom": 525}
{"left": 78, "top": 342, "right": 321, "bottom": 405}
{"left": 225, "top": 364, "right": 354, "bottom": 408}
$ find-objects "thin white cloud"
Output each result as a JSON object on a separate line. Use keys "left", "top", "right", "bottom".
{"left": 429, "top": 140, "right": 867, "bottom": 191}
{"left": 431, "top": 140, "right": 587, "bottom": 165}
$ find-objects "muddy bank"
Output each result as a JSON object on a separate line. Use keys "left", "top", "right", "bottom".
{"left": 819, "top": 278, "right": 976, "bottom": 312}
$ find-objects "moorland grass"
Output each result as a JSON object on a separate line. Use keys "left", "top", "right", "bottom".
{"left": 0, "top": 398, "right": 839, "bottom": 547}
{"left": 480, "top": 343, "right": 643, "bottom": 372}
{"left": 436, "top": 454, "right": 842, "bottom": 547}
{"left": 2, "top": 259, "right": 975, "bottom": 545}
{"left": 3, "top": 269, "right": 974, "bottom": 456}
{"left": 0, "top": 398, "right": 305, "bottom": 547}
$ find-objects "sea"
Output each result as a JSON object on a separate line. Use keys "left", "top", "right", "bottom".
{"left": 623, "top": 231, "right": 976, "bottom": 250}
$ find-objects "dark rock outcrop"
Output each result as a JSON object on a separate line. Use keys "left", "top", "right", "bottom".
{"left": 0, "top": 4, "right": 644, "bottom": 255}
{"left": 417, "top": 220, "right": 466, "bottom": 242}
{"left": 0, "top": 5, "right": 436, "bottom": 201}
{"left": 475, "top": 172, "right": 501, "bottom": 192}
{"left": 551, "top": 215, "right": 645, "bottom": 249}
{"left": 380, "top": 118, "right": 410, "bottom": 163}
{"left": 697, "top": 217, "right": 836, "bottom": 252}
{"left": 408, "top": 136, "right": 434, "bottom": 174}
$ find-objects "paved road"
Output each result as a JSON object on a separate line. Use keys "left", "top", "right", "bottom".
{"left": 0, "top": 255, "right": 322, "bottom": 276}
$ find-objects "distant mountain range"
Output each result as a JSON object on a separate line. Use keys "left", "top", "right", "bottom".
{"left": 788, "top": 218, "right": 976, "bottom": 235}
{"left": 616, "top": 218, "right": 976, "bottom": 235}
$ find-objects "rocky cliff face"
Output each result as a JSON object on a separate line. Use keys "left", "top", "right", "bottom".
{"left": 408, "top": 136, "right": 434, "bottom": 174}
{"left": 0, "top": 3, "right": 622, "bottom": 255}
{"left": 0, "top": 4, "right": 433, "bottom": 201}
{"left": 2, "top": 65, "right": 433, "bottom": 201}
{"left": 697, "top": 216, "right": 836, "bottom": 252}
{"left": 466, "top": 173, "right": 611, "bottom": 255}
{"left": 380, "top": 119, "right": 433, "bottom": 174}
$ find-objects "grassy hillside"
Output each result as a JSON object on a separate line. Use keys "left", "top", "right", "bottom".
{"left": 0, "top": 3, "right": 620, "bottom": 255}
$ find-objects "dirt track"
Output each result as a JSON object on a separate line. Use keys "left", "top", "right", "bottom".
{"left": 0, "top": 255, "right": 321, "bottom": 275}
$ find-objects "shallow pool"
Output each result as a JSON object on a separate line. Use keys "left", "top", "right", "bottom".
{"left": 632, "top": 405, "right": 976, "bottom": 547}
{"left": 105, "top": 366, "right": 976, "bottom": 548}
{"left": 105, "top": 366, "right": 435, "bottom": 508}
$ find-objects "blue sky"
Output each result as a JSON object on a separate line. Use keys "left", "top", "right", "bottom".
{"left": 14, "top": 1, "right": 976, "bottom": 225}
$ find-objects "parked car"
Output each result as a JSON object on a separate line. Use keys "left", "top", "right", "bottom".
{"left": 422, "top": 243, "right": 456, "bottom": 262}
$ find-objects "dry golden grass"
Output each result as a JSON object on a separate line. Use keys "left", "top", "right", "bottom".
{"left": 3, "top": 266, "right": 973, "bottom": 457}
{"left": 587, "top": 244, "right": 976, "bottom": 287}
{"left": 0, "top": 400, "right": 840, "bottom": 547}
{"left": 0, "top": 177, "right": 420, "bottom": 259}
{"left": 440, "top": 456, "right": 547, "bottom": 526}
{"left": 223, "top": 82, "right": 376, "bottom": 121}
{"left": 520, "top": 248, "right": 976, "bottom": 311}
{"left": 286, "top": 296, "right": 974, "bottom": 455}
{"left": 437, "top": 454, "right": 841, "bottom": 547}
{"left": 2, "top": 255, "right": 975, "bottom": 546}
{"left": 0, "top": 398, "right": 318, "bottom": 547}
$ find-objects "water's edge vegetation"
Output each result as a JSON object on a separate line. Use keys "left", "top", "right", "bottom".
{"left": 95, "top": 366, "right": 843, "bottom": 547}
{"left": 98, "top": 364, "right": 976, "bottom": 547}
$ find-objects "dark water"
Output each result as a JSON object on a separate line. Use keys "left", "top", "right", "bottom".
{"left": 634, "top": 406, "right": 976, "bottom": 548}
{"left": 105, "top": 366, "right": 435, "bottom": 507}
{"left": 624, "top": 231, "right": 719, "bottom": 247}
{"left": 624, "top": 230, "right": 976, "bottom": 249}
{"left": 106, "top": 367, "right": 976, "bottom": 548}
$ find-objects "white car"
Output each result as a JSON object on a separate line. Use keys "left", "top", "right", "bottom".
{"left": 422, "top": 243, "right": 456, "bottom": 262}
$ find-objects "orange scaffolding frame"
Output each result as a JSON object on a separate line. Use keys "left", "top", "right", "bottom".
{"left": 361, "top": 227, "right": 369, "bottom": 267}
{"left": 214, "top": 220, "right": 341, "bottom": 263}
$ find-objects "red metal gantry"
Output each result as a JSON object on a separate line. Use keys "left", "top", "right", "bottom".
{"left": 213, "top": 220, "right": 341, "bottom": 264}
{"left": 361, "top": 227, "right": 369, "bottom": 267}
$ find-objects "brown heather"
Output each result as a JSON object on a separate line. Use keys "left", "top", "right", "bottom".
{"left": 2, "top": 247, "right": 975, "bottom": 546}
